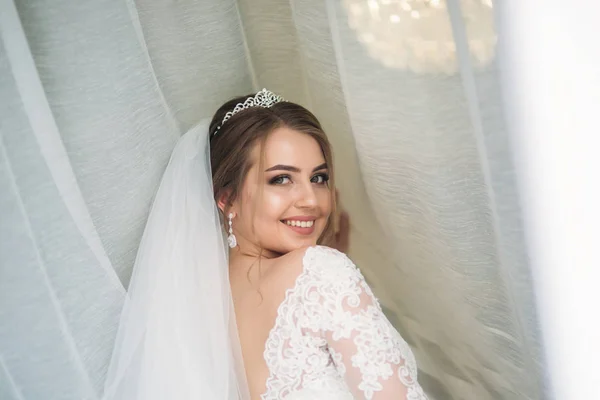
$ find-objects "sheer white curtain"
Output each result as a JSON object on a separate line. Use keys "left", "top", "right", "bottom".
{"left": 499, "top": 1, "right": 600, "bottom": 398}
{"left": 0, "top": 0, "right": 545, "bottom": 399}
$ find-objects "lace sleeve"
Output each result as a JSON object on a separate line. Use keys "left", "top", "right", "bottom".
{"left": 306, "top": 247, "right": 428, "bottom": 400}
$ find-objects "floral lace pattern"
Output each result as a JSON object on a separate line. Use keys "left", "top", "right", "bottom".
{"left": 261, "top": 246, "right": 428, "bottom": 400}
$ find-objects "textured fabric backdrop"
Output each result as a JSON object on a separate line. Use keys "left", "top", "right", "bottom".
{"left": 0, "top": 0, "right": 546, "bottom": 399}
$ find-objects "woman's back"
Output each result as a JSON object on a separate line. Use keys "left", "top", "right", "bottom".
{"left": 230, "top": 246, "right": 427, "bottom": 400}
{"left": 230, "top": 248, "right": 307, "bottom": 399}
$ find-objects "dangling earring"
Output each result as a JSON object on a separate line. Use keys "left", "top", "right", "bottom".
{"left": 227, "top": 212, "right": 237, "bottom": 248}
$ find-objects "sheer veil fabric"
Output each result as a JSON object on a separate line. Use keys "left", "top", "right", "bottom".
{"left": 0, "top": 0, "right": 546, "bottom": 398}
{"left": 102, "top": 120, "right": 250, "bottom": 400}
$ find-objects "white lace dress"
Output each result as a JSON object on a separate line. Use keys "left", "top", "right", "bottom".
{"left": 261, "top": 246, "right": 428, "bottom": 400}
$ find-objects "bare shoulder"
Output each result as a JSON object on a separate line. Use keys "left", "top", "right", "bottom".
{"left": 265, "top": 246, "right": 360, "bottom": 295}
{"left": 265, "top": 245, "right": 314, "bottom": 291}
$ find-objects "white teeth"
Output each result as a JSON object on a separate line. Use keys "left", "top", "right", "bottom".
{"left": 285, "top": 220, "right": 314, "bottom": 228}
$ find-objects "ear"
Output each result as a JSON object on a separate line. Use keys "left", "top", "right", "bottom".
{"left": 216, "top": 189, "right": 233, "bottom": 214}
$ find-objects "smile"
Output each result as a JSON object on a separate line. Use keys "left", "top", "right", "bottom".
{"left": 284, "top": 220, "right": 314, "bottom": 228}
{"left": 281, "top": 218, "right": 316, "bottom": 235}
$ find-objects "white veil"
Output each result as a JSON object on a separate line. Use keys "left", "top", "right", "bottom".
{"left": 102, "top": 120, "right": 250, "bottom": 400}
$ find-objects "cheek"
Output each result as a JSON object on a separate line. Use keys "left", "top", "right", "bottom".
{"left": 238, "top": 186, "right": 259, "bottom": 229}
{"left": 318, "top": 189, "right": 332, "bottom": 215}
{"left": 259, "top": 190, "right": 289, "bottom": 220}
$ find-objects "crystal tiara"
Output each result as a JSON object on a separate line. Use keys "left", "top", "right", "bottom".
{"left": 212, "top": 88, "right": 284, "bottom": 136}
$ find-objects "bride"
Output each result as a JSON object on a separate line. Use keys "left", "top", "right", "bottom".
{"left": 102, "top": 89, "right": 428, "bottom": 400}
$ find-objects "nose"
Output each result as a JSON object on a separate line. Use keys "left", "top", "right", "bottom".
{"left": 294, "top": 181, "right": 318, "bottom": 209}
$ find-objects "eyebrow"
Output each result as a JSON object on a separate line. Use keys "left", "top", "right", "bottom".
{"left": 265, "top": 163, "right": 328, "bottom": 173}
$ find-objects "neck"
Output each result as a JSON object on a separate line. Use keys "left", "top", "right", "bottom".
{"left": 228, "top": 246, "right": 282, "bottom": 285}
{"left": 229, "top": 245, "right": 281, "bottom": 261}
{"left": 229, "top": 233, "right": 283, "bottom": 260}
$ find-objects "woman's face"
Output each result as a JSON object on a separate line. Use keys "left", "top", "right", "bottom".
{"left": 232, "top": 126, "right": 332, "bottom": 256}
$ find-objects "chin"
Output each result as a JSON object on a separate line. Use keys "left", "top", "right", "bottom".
{"left": 269, "top": 235, "right": 321, "bottom": 255}
{"left": 291, "top": 239, "right": 318, "bottom": 250}
{"left": 290, "top": 230, "right": 324, "bottom": 249}
{"left": 269, "top": 219, "right": 327, "bottom": 254}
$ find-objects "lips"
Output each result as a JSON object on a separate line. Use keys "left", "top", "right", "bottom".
{"left": 281, "top": 217, "right": 317, "bottom": 235}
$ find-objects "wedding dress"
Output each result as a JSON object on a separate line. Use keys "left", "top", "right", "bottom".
{"left": 103, "top": 115, "right": 427, "bottom": 399}
{"left": 260, "top": 245, "right": 427, "bottom": 400}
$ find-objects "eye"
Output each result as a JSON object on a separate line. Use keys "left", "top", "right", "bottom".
{"left": 311, "top": 173, "right": 329, "bottom": 185}
{"left": 269, "top": 175, "right": 292, "bottom": 185}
